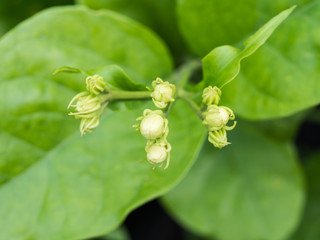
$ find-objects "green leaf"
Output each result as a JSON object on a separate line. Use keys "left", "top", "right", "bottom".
{"left": 202, "top": 6, "right": 295, "bottom": 88}
{"left": 77, "top": 0, "right": 188, "bottom": 62}
{"left": 249, "top": 109, "right": 309, "bottom": 141}
{"left": 291, "top": 152, "right": 320, "bottom": 240}
{"left": 97, "top": 226, "right": 130, "bottom": 240}
{"left": 162, "top": 123, "right": 305, "bottom": 240}
{"left": 0, "top": 5, "right": 203, "bottom": 240}
{"left": 0, "top": 100, "right": 206, "bottom": 240}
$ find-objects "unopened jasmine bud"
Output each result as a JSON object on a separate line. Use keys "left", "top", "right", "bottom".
{"left": 208, "top": 129, "right": 230, "bottom": 149}
{"left": 86, "top": 74, "right": 106, "bottom": 95}
{"left": 147, "top": 144, "right": 167, "bottom": 163}
{"left": 68, "top": 92, "right": 101, "bottom": 118}
{"left": 134, "top": 109, "right": 168, "bottom": 139}
{"left": 141, "top": 113, "right": 166, "bottom": 139}
{"left": 145, "top": 140, "right": 171, "bottom": 169}
{"left": 202, "top": 105, "right": 235, "bottom": 131}
{"left": 202, "top": 86, "right": 221, "bottom": 105}
{"left": 68, "top": 91, "right": 105, "bottom": 135}
{"left": 151, "top": 77, "right": 175, "bottom": 109}
{"left": 80, "top": 116, "right": 100, "bottom": 135}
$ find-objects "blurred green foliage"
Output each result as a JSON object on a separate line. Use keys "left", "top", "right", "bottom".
{"left": 0, "top": 0, "right": 74, "bottom": 35}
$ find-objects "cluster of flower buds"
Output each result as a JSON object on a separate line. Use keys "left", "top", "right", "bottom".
{"left": 68, "top": 74, "right": 107, "bottom": 135}
{"left": 134, "top": 78, "right": 175, "bottom": 169}
{"left": 134, "top": 110, "right": 171, "bottom": 169}
{"left": 202, "top": 86, "right": 236, "bottom": 148}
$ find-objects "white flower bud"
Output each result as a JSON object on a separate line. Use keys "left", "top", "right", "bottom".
{"left": 68, "top": 92, "right": 101, "bottom": 118}
{"left": 134, "top": 109, "right": 168, "bottom": 140}
{"left": 140, "top": 113, "right": 166, "bottom": 139}
{"left": 202, "top": 86, "right": 221, "bottom": 106}
{"left": 147, "top": 144, "right": 168, "bottom": 163}
{"left": 145, "top": 140, "right": 172, "bottom": 169}
{"left": 80, "top": 116, "right": 100, "bottom": 135}
{"left": 202, "top": 105, "right": 231, "bottom": 131}
{"left": 208, "top": 129, "right": 230, "bottom": 149}
{"left": 151, "top": 77, "right": 175, "bottom": 109}
{"left": 68, "top": 91, "right": 105, "bottom": 135}
{"left": 86, "top": 74, "right": 106, "bottom": 95}
{"left": 134, "top": 109, "right": 171, "bottom": 169}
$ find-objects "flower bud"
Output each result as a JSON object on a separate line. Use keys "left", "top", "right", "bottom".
{"left": 147, "top": 144, "right": 168, "bottom": 164}
{"left": 68, "top": 91, "right": 105, "bottom": 135}
{"left": 80, "top": 116, "right": 100, "bottom": 135}
{"left": 202, "top": 105, "right": 233, "bottom": 131}
{"left": 140, "top": 113, "right": 166, "bottom": 139}
{"left": 151, "top": 77, "right": 175, "bottom": 109}
{"left": 68, "top": 92, "right": 101, "bottom": 118}
{"left": 202, "top": 86, "right": 221, "bottom": 105}
{"left": 145, "top": 140, "right": 171, "bottom": 169}
{"left": 86, "top": 74, "right": 106, "bottom": 95}
{"left": 208, "top": 129, "right": 230, "bottom": 149}
{"left": 134, "top": 109, "right": 168, "bottom": 140}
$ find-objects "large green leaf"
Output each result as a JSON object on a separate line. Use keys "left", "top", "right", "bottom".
{"left": 0, "top": 6, "right": 206, "bottom": 240}
{"left": 178, "top": 0, "right": 320, "bottom": 119}
{"left": 0, "top": 100, "right": 206, "bottom": 240}
{"left": 291, "top": 152, "right": 320, "bottom": 240}
{"left": 202, "top": 6, "right": 295, "bottom": 88}
{"left": 162, "top": 123, "right": 305, "bottom": 240}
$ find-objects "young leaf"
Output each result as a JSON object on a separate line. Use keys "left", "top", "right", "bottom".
{"left": 54, "top": 64, "right": 147, "bottom": 92}
{"left": 162, "top": 123, "right": 305, "bottom": 240}
{"left": 202, "top": 6, "right": 295, "bottom": 88}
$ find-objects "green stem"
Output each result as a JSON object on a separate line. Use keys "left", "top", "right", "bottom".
{"left": 101, "top": 90, "right": 151, "bottom": 102}
{"left": 163, "top": 59, "right": 201, "bottom": 118}
{"left": 178, "top": 89, "right": 203, "bottom": 119}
